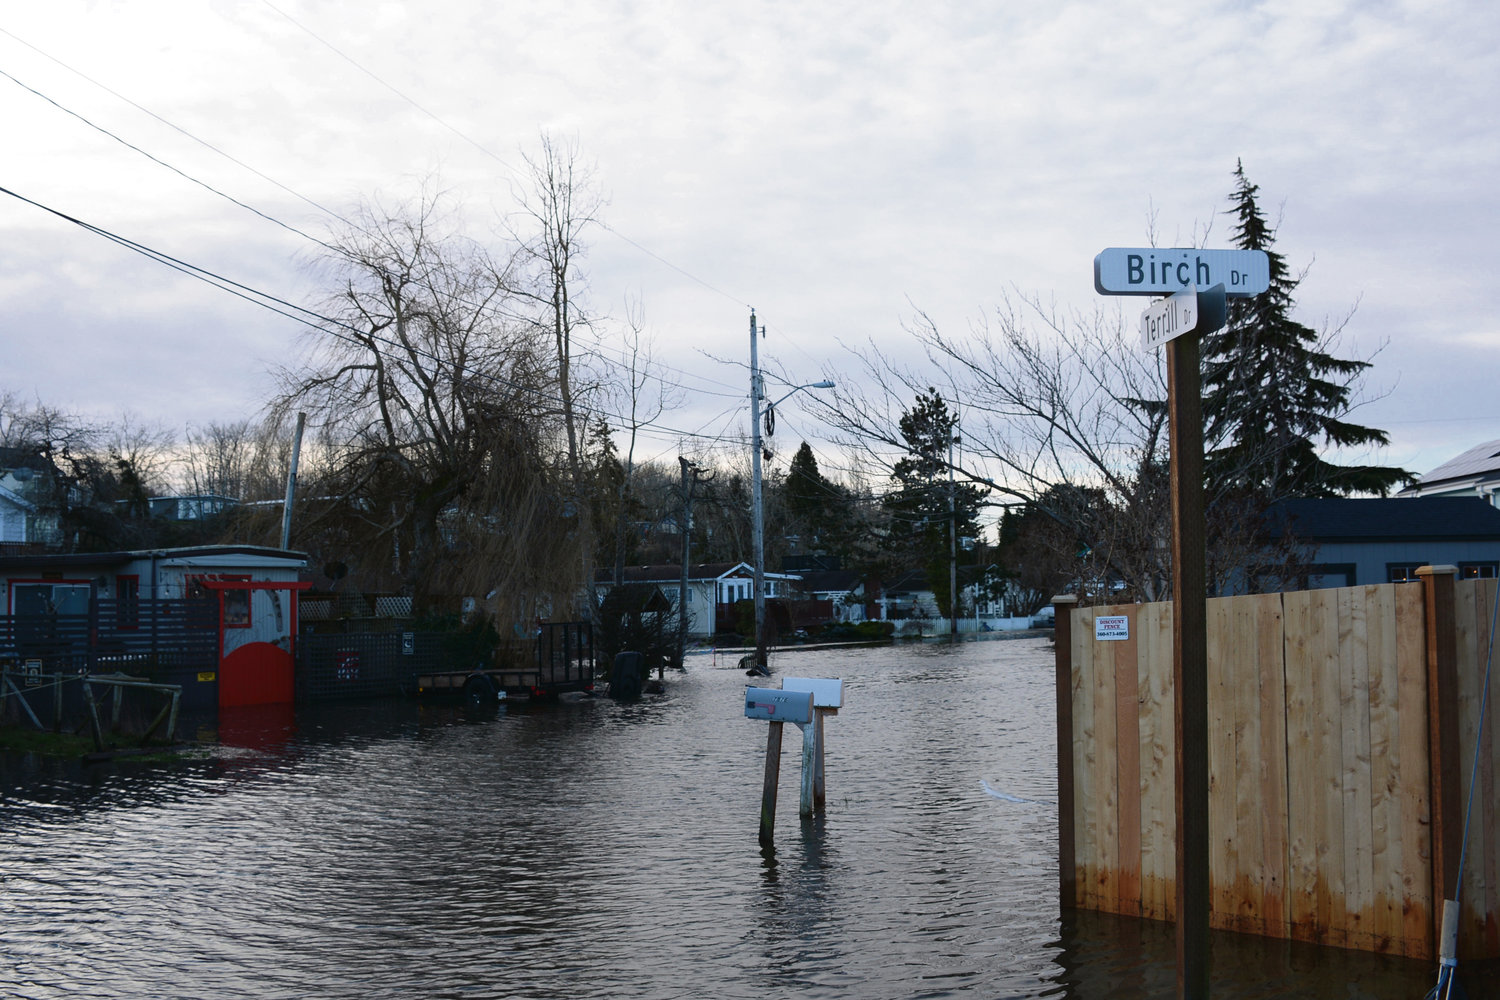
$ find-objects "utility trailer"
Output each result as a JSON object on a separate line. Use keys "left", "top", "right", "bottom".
{"left": 414, "top": 621, "right": 595, "bottom": 703}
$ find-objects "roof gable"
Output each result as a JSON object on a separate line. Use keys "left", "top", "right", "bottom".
{"left": 1411, "top": 438, "right": 1500, "bottom": 488}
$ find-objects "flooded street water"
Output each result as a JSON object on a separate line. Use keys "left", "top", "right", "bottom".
{"left": 0, "top": 638, "right": 1483, "bottom": 998}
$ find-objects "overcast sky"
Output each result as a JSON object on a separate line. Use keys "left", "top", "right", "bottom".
{"left": 3, "top": 0, "right": 1496, "bottom": 489}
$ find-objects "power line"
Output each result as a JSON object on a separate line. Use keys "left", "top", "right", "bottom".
{"left": 0, "top": 24, "right": 351, "bottom": 226}
{"left": 0, "top": 66, "right": 342, "bottom": 255}
{"left": 2, "top": 25, "right": 753, "bottom": 405}
{"left": 0, "top": 183, "right": 743, "bottom": 446}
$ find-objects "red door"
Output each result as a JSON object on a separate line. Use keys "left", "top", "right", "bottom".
{"left": 219, "top": 642, "right": 294, "bottom": 707}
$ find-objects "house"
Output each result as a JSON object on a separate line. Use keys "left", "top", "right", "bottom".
{"left": 0, "top": 447, "right": 58, "bottom": 550}
{"left": 595, "top": 562, "right": 801, "bottom": 637}
{"left": 146, "top": 494, "right": 240, "bottom": 521}
{"left": 0, "top": 544, "right": 310, "bottom": 707}
{"left": 782, "top": 555, "right": 864, "bottom": 623}
{"left": 1399, "top": 438, "right": 1500, "bottom": 508}
{"left": 0, "top": 484, "right": 36, "bottom": 547}
{"left": 1264, "top": 496, "right": 1500, "bottom": 589}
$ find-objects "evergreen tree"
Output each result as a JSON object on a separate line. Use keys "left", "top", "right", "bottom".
{"left": 885, "top": 389, "right": 985, "bottom": 615}
{"left": 785, "top": 441, "right": 844, "bottom": 552}
{"left": 1201, "top": 162, "right": 1410, "bottom": 498}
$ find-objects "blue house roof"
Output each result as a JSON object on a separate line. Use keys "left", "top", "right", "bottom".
{"left": 1270, "top": 496, "right": 1500, "bottom": 544}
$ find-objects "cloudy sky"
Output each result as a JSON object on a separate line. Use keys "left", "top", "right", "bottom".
{"left": 3, "top": 0, "right": 1497, "bottom": 487}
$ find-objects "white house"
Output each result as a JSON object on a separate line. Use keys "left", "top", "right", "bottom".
{"left": 1400, "top": 438, "right": 1500, "bottom": 508}
{"left": 596, "top": 561, "right": 801, "bottom": 636}
{"left": 0, "top": 484, "right": 36, "bottom": 546}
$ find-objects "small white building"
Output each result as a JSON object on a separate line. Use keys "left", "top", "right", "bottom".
{"left": 0, "top": 545, "right": 309, "bottom": 707}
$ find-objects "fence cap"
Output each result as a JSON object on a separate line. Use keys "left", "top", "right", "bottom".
{"left": 1051, "top": 594, "right": 1080, "bottom": 606}
{"left": 1415, "top": 565, "right": 1459, "bottom": 577}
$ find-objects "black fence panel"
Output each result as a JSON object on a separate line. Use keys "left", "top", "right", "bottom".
{"left": 0, "top": 599, "right": 218, "bottom": 676}
{"left": 298, "top": 630, "right": 452, "bottom": 702}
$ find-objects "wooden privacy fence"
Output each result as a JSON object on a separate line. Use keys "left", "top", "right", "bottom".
{"left": 1055, "top": 569, "right": 1499, "bottom": 960}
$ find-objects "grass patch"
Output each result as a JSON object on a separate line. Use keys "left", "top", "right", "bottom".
{"left": 0, "top": 725, "right": 196, "bottom": 762}
{"left": 0, "top": 725, "right": 98, "bottom": 757}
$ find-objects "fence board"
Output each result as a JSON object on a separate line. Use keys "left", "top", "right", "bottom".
{"left": 1073, "top": 610, "right": 1098, "bottom": 911}
{"left": 1282, "top": 589, "right": 1320, "bottom": 944}
{"left": 1394, "top": 581, "right": 1434, "bottom": 957}
{"left": 1206, "top": 595, "right": 1238, "bottom": 930}
{"left": 1340, "top": 587, "right": 1375, "bottom": 949}
{"left": 1091, "top": 606, "right": 1120, "bottom": 913}
{"left": 1113, "top": 611, "right": 1141, "bottom": 916}
{"left": 1456, "top": 578, "right": 1499, "bottom": 956}
{"left": 1482, "top": 581, "right": 1494, "bottom": 959}
{"left": 1481, "top": 579, "right": 1500, "bottom": 957}
{"left": 1255, "top": 593, "right": 1290, "bottom": 939}
{"left": 1315, "top": 589, "right": 1347, "bottom": 948}
{"left": 1138, "top": 601, "right": 1175, "bottom": 922}
{"left": 1365, "top": 584, "right": 1403, "bottom": 953}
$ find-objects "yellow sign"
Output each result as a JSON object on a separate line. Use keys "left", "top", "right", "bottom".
{"left": 197, "top": 672, "right": 217, "bottom": 682}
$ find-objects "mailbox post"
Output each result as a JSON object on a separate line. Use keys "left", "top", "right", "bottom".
{"left": 782, "top": 677, "right": 843, "bottom": 816}
{"left": 745, "top": 686, "right": 814, "bottom": 845}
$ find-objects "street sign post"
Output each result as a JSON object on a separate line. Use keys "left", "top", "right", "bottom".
{"left": 1095, "top": 248, "right": 1268, "bottom": 297}
{"left": 1096, "top": 245, "right": 1244, "bottom": 999}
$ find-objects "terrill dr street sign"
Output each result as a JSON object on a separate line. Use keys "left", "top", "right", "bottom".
{"left": 1140, "top": 282, "right": 1228, "bottom": 351}
{"left": 1141, "top": 284, "right": 1198, "bottom": 351}
{"left": 1095, "top": 247, "right": 1269, "bottom": 297}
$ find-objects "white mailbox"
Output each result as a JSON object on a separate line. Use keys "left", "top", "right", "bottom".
{"left": 745, "top": 687, "right": 814, "bottom": 724}
{"left": 781, "top": 677, "right": 843, "bottom": 709}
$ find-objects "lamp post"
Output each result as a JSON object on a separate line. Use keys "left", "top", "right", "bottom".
{"left": 748, "top": 309, "right": 833, "bottom": 672}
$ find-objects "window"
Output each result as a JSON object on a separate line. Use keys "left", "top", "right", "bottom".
{"left": 11, "top": 582, "right": 91, "bottom": 615}
{"left": 1387, "top": 563, "right": 1427, "bottom": 583}
{"left": 186, "top": 573, "right": 252, "bottom": 627}
{"left": 116, "top": 575, "right": 139, "bottom": 629}
{"left": 1460, "top": 563, "right": 1498, "bottom": 580}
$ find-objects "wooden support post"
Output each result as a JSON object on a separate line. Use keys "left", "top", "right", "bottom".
{"left": 1417, "top": 564, "right": 1462, "bottom": 947}
{"left": 1167, "top": 333, "right": 1209, "bottom": 1000}
{"left": 813, "top": 707, "right": 831, "bottom": 812}
{"left": 1053, "top": 593, "right": 1081, "bottom": 909}
{"left": 167, "top": 688, "right": 181, "bottom": 743}
{"left": 800, "top": 721, "right": 815, "bottom": 817}
{"left": 5, "top": 673, "right": 45, "bottom": 731}
{"left": 82, "top": 679, "right": 106, "bottom": 752}
{"left": 760, "top": 720, "right": 784, "bottom": 845}
{"left": 52, "top": 673, "right": 63, "bottom": 733}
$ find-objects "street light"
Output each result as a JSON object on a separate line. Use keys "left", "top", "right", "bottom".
{"left": 748, "top": 310, "right": 834, "bottom": 673}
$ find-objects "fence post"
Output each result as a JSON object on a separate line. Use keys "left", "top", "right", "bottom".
{"left": 1417, "top": 564, "right": 1462, "bottom": 951}
{"left": 1053, "top": 593, "right": 1080, "bottom": 909}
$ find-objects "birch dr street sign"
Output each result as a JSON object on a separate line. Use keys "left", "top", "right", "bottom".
{"left": 1094, "top": 248, "right": 1269, "bottom": 297}
{"left": 1140, "top": 283, "right": 1227, "bottom": 350}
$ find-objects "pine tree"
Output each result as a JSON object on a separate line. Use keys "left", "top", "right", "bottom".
{"left": 1201, "top": 162, "right": 1410, "bottom": 498}
{"left": 885, "top": 390, "right": 985, "bottom": 615}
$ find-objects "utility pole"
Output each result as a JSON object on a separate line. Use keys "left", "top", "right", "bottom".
{"left": 749, "top": 311, "right": 768, "bottom": 672}
{"left": 280, "top": 412, "right": 306, "bottom": 551}
{"left": 676, "top": 457, "right": 713, "bottom": 670}
{"left": 746, "top": 311, "right": 834, "bottom": 674}
{"left": 948, "top": 428, "right": 958, "bottom": 639}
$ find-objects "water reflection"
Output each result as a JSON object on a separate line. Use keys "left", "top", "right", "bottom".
{"left": 0, "top": 637, "right": 1494, "bottom": 998}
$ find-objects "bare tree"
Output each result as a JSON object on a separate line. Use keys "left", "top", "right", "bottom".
{"left": 823, "top": 291, "right": 1332, "bottom": 602}
{"left": 276, "top": 190, "right": 574, "bottom": 614}
{"left": 607, "top": 301, "right": 682, "bottom": 584}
